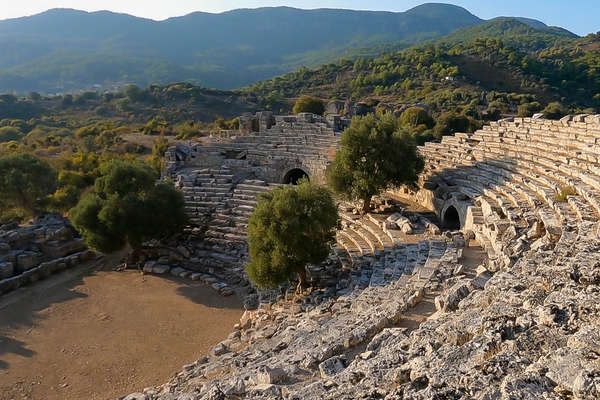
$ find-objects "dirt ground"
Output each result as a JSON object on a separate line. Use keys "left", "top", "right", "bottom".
{"left": 0, "top": 262, "right": 242, "bottom": 400}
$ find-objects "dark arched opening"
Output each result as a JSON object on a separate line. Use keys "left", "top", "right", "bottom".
{"left": 283, "top": 168, "right": 309, "bottom": 185}
{"left": 443, "top": 206, "right": 461, "bottom": 230}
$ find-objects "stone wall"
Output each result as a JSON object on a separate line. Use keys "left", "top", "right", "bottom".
{"left": 0, "top": 215, "right": 94, "bottom": 296}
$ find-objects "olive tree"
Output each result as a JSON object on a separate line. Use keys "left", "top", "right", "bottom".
{"left": 246, "top": 180, "right": 339, "bottom": 291}
{"left": 327, "top": 113, "right": 424, "bottom": 213}
{"left": 69, "top": 159, "right": 186, "bottom": 256}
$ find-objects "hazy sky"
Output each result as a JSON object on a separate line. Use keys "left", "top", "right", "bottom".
{"left": 0, "top": 1, "right": 597, "bottom": 36}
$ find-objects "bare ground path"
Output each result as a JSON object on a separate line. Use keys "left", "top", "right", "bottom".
{"left": 0, "top": 257, "right": 242, "bottom": 400}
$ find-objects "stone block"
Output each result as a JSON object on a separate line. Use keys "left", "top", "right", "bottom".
{"left": 0, "top": 261, "right": 14, "bottom": 279}
{"left": 255, "top": 366, "right": 286, "bottom": 385}
{"left": 152, "top": 264, "right": 170, "bottom": 274}
{"left": 15, "top": 252, "right": 40, "bottom": 273}
{"left": 319, "top": 356, "right": 345, "bottom": 378}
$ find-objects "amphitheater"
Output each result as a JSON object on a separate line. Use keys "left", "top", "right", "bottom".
{"left": 4, "top": 111, "right": 600, "bottom": 399}
{"left": 113, "top": 112, "right": 600, "bottom": 399}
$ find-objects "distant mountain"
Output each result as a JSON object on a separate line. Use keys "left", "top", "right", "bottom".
{"left": 437, "top": 17, "right": 577, "bottom": 50}
{"left": 0, "top": 4, "right": 485, "bottom": 93}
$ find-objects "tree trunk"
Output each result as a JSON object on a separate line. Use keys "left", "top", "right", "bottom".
{"left": 362, "top": 196, "right": 372, "bottom": 214}
{"left": 296, "top": 268, "right": 308, "bottom": 294}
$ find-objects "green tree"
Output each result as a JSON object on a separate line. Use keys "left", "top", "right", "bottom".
{"left": 399, "top": 107, "right": 434, "bottom": 129}
{"left": 246, "top": 180, "right": 339, "bottom": 291}
{"left": 69, "top": 160, "right": 187, "bottom": 255}
{"left": 327, "top": 114, "right": 424, "bottom": 212}
{"left": 293, "top": 96, "right": 325, "bottom": 116}
{"left": 0, "top": 153, "right": 57, "bottom": 216}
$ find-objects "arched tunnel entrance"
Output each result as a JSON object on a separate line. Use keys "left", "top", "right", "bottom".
{"left": 442, "top": 206, "right": 461, "bottom": 230}
{"left": 283, "top": 168, "right": 309, "bottom": 185}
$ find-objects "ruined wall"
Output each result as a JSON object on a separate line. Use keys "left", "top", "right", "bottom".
{"left": 167, "top": 112, "right": 344, "bottom": 186}
{"left": 0, "top": 215, "right": 94, "bottom": 295}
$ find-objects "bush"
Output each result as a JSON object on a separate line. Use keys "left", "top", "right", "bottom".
{"left": 543, "top": 102, "right": 568, "bottom": 120}
{"left": 0, "top": 126, "right": 22, "bottom": 143}
{"left": 327, "top": 114, "right": 424, "bottom": 212}
{"left": 399, "top": 107, "right": 434, "bottom": 129}
{"left": 434, "top": 112, "right": 477, "bottom": 136}
{"left": 70, "top": 160, "right": 187, "bottom": 254}
{"left": 246, "top": 180, "right": 339, "bottom": 290}
{"left": 293, "top": 96, "right": 325, "bottom": 116}
{"left": 517, "top": 102, "right": 542, "bottom": 117}
{"left": 555, "top": 186, "right": 576, "bottom": 203}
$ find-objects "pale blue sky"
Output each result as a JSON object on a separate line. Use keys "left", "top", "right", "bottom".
{"left": 1, "top": 1, "right": 597, "bottom": 35}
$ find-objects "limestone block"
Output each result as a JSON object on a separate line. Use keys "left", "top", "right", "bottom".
{"left": 435, "top": 280, "right": 471, "bottom": 312}
{"left": 15, "top": 252, "right": 40, "bottom": 273}
{"left": 211, "top": 342, "right": 229, "bottom": 356}
{"left": 573, "top": 369, "right": 600, "bottom": 400}
{"left": 0, "top": 261, "right": 14, "bottom": 279}
{"left": 255, "top": 366, "right": 287, "bottom": 385}
{"left": 152, "top": 264, "right": 170, "bottom": 274}
{"left": 143, "top": 261, "right": 156, "bottom": 273}
{"left": 318, "top": 356, "right": 345, "bottom": 379}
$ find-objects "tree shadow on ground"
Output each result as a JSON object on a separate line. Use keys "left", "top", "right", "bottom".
{"left": 0, "top": 254, "right": 112, "bottom": 370}
{"left": 159, "top": 275, "right": 243, "bottom": 310}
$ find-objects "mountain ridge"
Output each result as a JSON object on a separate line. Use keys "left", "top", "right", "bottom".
{"left": 0, "top": 4, "right": 575, "bottom": 94}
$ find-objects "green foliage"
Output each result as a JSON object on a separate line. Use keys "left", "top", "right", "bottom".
{"left": 542, "top": 102, "right": 568, "bottom": 120}
{"left": 517, "top": 102, "right": 542, "bottom": 117}
{"left": 327, "top": 114, "right": 424, "bottom": 211}
{"left": 0, "top": 153, "right": 57, "bottom": 217}
{"left": 246, "top": 180, "right": 339, "bottom": 290}
{"left": 555, "top": 186, "right": 577, "bottom": 203}
{"left": 293, "top": 96, "right": 326, "bottom": 116}
{"left": 142, "top": 117, "right": 172, "bottom": 136}
{"left": 152, "top": 136, "right": 169, "bottom": 157}
{"left": 70, "top": 159, "right": 187, "bottom": 253}
{"left": 399, "top": 107, "right": 435, "bottom": 129}
{"left": 434, "top": 112, "right": 479, "bottom": 136}
{"left": 0, "top": 126, "right": 23, "bottom": 143}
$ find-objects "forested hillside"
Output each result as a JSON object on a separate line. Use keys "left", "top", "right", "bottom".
{"left": 248, "top": 23, "right": 598, "bottom": 118}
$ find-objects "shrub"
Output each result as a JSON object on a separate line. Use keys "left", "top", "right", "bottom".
{"left": 518, "top": 102, "right": 542, "bottom": 117}
{"left": 0, "top": 126, "right": 22, "bottom": 143}
{"left": 542, "top": 102, "right": 568, "bottom": 120}
{"left": 399, "top": 107, "right": 434, "bottom": 129}
{"left": 555, "top": 186, "right": 577, "bottom": 203}
{"left": 293, "top": 96, "right": 325, "bottom": 116}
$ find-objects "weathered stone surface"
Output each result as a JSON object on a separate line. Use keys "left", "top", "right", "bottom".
{"left": 319, "top": 356, "right": 345, "bottom": 378}
{"left": 152, "top": 264, "right": 170, "bottom": 274}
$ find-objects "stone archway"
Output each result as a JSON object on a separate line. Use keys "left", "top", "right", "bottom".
{"left": 442, "top": 205, "right": 461, "bottom": 230}
{"left": 283, "top": 168, "right": 310, "bottom": 185}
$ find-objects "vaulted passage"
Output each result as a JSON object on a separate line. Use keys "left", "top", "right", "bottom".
{"left": 442, "top": 206, "right": 461, "bottom": 230}
{"left": 283, "top": 168, "right": 309, "bottom": 185}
